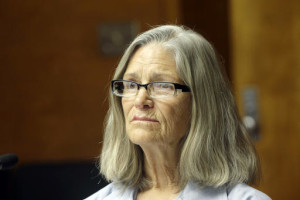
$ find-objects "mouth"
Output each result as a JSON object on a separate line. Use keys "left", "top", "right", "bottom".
{"left": 132, "top": 116, "right": 159, "bottom": 123}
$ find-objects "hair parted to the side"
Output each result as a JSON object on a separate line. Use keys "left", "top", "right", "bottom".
{"left": 100, "top": 25, "right": 260, "bottom": 191}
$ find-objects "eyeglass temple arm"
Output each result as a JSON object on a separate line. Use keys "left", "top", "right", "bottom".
{"left": 174, "top": 83, "right": 191, "bottom": 92}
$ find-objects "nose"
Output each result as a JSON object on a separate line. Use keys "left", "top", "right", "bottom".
{"left": 134, "top": 87, "right": 154, "bottom": 109}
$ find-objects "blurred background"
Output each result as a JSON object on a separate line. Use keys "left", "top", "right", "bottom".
{"left": 0, "top": 0, "right": 299, "bottom": 199}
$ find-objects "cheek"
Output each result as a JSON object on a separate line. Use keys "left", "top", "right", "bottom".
{"left": 160, "top": 96, "right": 191, "bottom": 135}
{"left": 121, "top": 98, "right": 131, "bottom": 119}
{"left": 169, "top": 105, "right": 190, "bottom": 129}
{"left": 178, "top": 97, "right": 192, "bottom": 128}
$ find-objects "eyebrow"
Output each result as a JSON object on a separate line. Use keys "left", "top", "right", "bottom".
{"left": 123, "top": 72, "right": 177, "bottom": 82}
{"left": 123, "top": 71, "right": 179, "bottom": 82}
{"left": 123, "top": 73, "right": 139, "bottom": 80}
{"left": 150, "top": 73, "right": 176, "bottom": 81}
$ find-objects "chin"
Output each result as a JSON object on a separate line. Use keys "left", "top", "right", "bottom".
{"left": 127, "top": 129, "right": 159, "bottom": 145}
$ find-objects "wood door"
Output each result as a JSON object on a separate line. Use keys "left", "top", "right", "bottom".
{"left": 230, "top": 0, "right": 300, "bottom": 199}
{"left": 0, "top": 0, "right": 181, "bottom": 163}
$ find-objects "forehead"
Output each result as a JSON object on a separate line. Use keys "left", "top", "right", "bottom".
{"left": 123, "top": 43, "right": 179, "bottom": 80}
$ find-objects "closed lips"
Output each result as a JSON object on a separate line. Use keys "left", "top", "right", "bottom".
{"left": 132, "top": 116, "right": 159, "bottom": 122}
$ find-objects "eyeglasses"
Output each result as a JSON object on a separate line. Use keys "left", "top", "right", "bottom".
{"left": 111, "top": 80, "right": 191, "bottom": 98}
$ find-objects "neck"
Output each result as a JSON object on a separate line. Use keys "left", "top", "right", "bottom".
{"left": 141, "top": 143, "right": 181, "bottom": 190}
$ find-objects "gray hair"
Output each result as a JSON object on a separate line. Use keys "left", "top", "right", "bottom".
{"left": 100, "top": 25, "right": 260, "bottom": 190}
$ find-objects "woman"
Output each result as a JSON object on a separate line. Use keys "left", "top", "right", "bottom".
{"left": 85, "top": 25, "right": 271, "bottom": 200}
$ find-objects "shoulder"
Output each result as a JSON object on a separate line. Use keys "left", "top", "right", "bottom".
{"left": 227, "top": 183, "right": 271, "bottom": 200}
{"left": 84, "top": 183, "right": 136, "bottom": 200}
{"left": 84, "top": 183, "right": 114, "bottom": 200}
{"left": 179, "top": 181, "right": 271, "bottom": 200}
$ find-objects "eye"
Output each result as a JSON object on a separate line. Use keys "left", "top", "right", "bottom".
{"left": 155, "top": 83, "right": 174, "bottom": 90}
{"left": 129, "top": 82, "right": 136, "bottom": 89}
{"left": 124, "top": 81, "right": 137, "bottom": 89}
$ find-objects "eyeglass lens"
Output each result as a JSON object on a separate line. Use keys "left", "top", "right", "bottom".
{"left": 113, "top": 81, "right": 176, "bottom": 98}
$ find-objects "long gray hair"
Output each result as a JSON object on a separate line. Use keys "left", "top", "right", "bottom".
{"left": 100, "top": 25, "right": 260, "bottom": 190}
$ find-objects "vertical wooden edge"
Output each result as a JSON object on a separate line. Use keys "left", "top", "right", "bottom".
{"left": 165, "top": 0, "right": 182, "bottom": 25}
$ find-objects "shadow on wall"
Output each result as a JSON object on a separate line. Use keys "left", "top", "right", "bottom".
{"left": 0, "top": 161, "right": 108, "bottom": 200}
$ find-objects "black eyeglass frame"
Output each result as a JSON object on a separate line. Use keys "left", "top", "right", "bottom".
{"left": 111, "top": 80, "right": 191, "bottom": 97}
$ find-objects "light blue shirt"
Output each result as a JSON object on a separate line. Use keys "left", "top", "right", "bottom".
{"left": 84, "top": 181, "right": 271, "bottom": 200}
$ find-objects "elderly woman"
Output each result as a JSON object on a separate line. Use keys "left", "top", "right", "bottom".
{"left": 85, "top": 25, "right": 271, "bottom": 200}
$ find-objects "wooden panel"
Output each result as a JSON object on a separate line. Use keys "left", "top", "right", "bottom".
{"left": 230, "top": 0, "right": 300, "bottom": 199}
{"left": 0, "top": 0, "right": 181, "bottom": 163}
{"left": 181, "top": 0, "right": 230, "bottom": 77}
